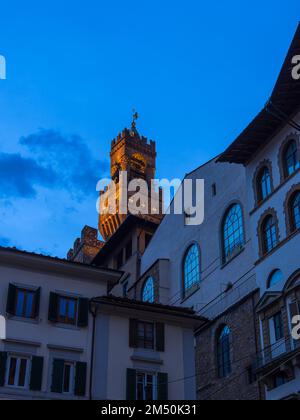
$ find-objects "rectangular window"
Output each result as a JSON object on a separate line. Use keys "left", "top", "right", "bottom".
{"left": 6, "top": 356, "right": 30, "bottom": 389}
{"left": 137, "top": 322, "right": 154, "bottom": 350}
{"left": 63, "top": 362, "right": 74, "bottom": 394}
{"left": 273, "top": 312, "right": 284, "bottom": 341}
{"left": 57, "top": 296, "right": 77, "bottom": 325}
{"left": 15, "top": 288, "right": 37, "bottom": 319}
{"left": 136, "top": 372, "right": 157, "bottom": 401}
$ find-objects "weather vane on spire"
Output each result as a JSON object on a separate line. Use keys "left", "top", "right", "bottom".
{"left": 130, "top": 109, "right": 139, "bottom": 137}
{"left": 132, "top": 109, "right": 139, "bottom": 129}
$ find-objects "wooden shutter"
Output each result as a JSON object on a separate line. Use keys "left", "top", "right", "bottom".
{"left": 74, "top": 362, "right": 87, "bottom": 397}
{"left": 126, "top": 368, "right": 136, "bottom": 400}
{"left": 6, "top": 284, "right": 17, "bottom": 315}
{"left": 0, "top": 352, "right": 7, "bottom": 387}
{"left": 34, "top": 288, "right": 41, "bottom": 319}
{"left": 156, "top": 323, "right": 165, "bottom": 352}
{"left": 129, "top": 319, "right": 138, "bottom": 348}
{"left": 157, "top": 372, "right": 168, "bottom": 400}
{"left": 77, "top": 298, "right": 89, "bottom": 328}
{"left": 51, "top": 359, "right": 64, "bottom": 393}
{"left": 48, "top": 292, "right": 59, "bottom": 323}
{"left": 30, "top": 356, "right": 44, "bottom": 391}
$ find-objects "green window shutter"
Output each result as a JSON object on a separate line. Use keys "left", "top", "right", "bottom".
{"left": 0, "top": 352, "right": 8, "bottom": 387}
{"left": 156, "top": 323, "right": 165, "bottom": 352}
{"left": 6, "top": 284, "right": 17, "bottom": 316}
{"left": 77, "top": 298, "right": 89, "bottom": 328}
{"left": 30, "top": 356, "right": 44, "bottom": 391}
{"left": 126, "top": 368, "right": 136, "bottom": 400}
{"left": 129, "top": 319, "right": 138, "bottom": 348}
{"left": 48, "top": 292, "right": 59, "bottom": 323}
{"left": 51, "top": 359, "right": 64, "bottom": 393}
{"left": 157, "top": 372, "right": 168, "bottom": 401}
{"left": 34, "top": 288, "right": 41, "bottom": 319}
{"left": 74, "top": 362, "right": 87, "bottom": 397}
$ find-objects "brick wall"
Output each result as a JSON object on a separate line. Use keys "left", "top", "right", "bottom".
{"left": 195, "top": 291, "right": 262, "bottom": 400}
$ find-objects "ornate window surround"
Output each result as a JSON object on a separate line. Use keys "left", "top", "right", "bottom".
{"left": 257, "top": 208, "right": 280, "bottom": 259}
{"left": 252, "top": 159, "right": 274, "bottom": 207}
{"left": 283, "top": 183, "right": 300, "bottom": 236}
{"left": 278, "top": 133, "right": 300, "bottom": 183}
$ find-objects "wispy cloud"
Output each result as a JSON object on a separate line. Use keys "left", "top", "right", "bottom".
{"left": 0, "top": 153, "right": 56, "bottom": 199}
{"left": 0, "top": 129, "right": 109, "bottom": 201}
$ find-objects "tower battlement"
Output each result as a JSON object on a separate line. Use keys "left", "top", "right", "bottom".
{"left": 111, "top": 128, "right": 156, "bottom": 155}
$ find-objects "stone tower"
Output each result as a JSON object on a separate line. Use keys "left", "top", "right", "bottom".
{"left": 99, "top": 117, "right": 163, "bottom": 241}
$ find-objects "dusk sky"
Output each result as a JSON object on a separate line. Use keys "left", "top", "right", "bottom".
{"left": 0, "top": 1, "right": 299, "bottom": 257}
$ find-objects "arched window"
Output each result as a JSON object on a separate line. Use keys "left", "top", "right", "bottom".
{"left": 183, "top": 244, "right": 200, "bottom": 297}
{"left": 284, "top": 140, "right": 300, "bottom": 178}
{"left": 267, "top": 270, "right": 283, "bottom": 289}
{"left": 262, "top": 215, "right": 278, "bottom": 254}
{"left": 291, "top": 191, "right": 300, "bottom": 232}
{"left": 223, "top": 204, "right": 245, "bottom": 262}
{"left": 257, "top": 167, "right": 272, "bottom": 202}
{"left": 142, "top": 277, "right": 155, "bottom": 303}
{"left": 217, "top": 326, "right": 232, "bottom": 378}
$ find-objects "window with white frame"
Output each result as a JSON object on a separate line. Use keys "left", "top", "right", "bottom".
{"left": 6, "top": 356, "right": 30, "bottom": 389}
{"left": 136, "top": 372, "right": 157, "bottom": 401}
{"left": 62, "top": 361, "right": 75, "bottom": 394}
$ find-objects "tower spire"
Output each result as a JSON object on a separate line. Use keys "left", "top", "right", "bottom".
{"left": 131, "top": 109, "right": 139, "bottom": 137}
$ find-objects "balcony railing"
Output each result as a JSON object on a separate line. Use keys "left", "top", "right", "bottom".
{"left": 255, "top": 335, "right": 300, "bottom": 370}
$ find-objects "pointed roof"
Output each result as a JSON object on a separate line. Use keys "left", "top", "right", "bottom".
{"left": 218, "top": 23, "right": 300, "bottom": 165}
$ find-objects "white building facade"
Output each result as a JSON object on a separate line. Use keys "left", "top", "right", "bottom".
{"left": 0, "top": 247, "right": 122, "bottom": 400}
{"left": 218, "top": 24, "right": 300, "bottom": 400}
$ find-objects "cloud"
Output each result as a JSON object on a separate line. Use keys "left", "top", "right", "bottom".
{"left": 0, "top": 153, "right": 56, "bottom": 199}
{"left": 0, "top": 236, "right": 11, "bottom": 247}
{"left": 0, "top": 129, "right": 108, "bottom": 201}
{"left": 20, "top": 129, "right": 108, "bottom": 200}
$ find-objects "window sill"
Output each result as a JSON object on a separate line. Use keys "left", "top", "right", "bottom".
{"left": 131, "top": 355, "right": 163, "bottom": 365}
{"left": 255, "top": 228, "right": 300, "bottom": 266}
{"left": 50, "top": 322, "right": 80, "bottom": 331}
{"left": 221, "top": 247, "right": 245, "bottom": 270}
{"left": 7, "top": 315, "right": 40, "bottom": 325}
{"left": 181, "top": 284, "right": 200, "bottom": 303}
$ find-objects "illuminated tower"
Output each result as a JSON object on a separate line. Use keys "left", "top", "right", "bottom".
{"left": 99, "top": 113, "right": 163, "bottom": 241}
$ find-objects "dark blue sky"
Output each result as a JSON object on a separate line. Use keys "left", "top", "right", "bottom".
{"left": 0, "top": 1, "right": 299, "bottom": 257}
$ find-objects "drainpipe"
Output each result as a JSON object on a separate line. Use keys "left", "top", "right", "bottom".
{"left": 89, "top": 301, "right": 98, "bottom": 401}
